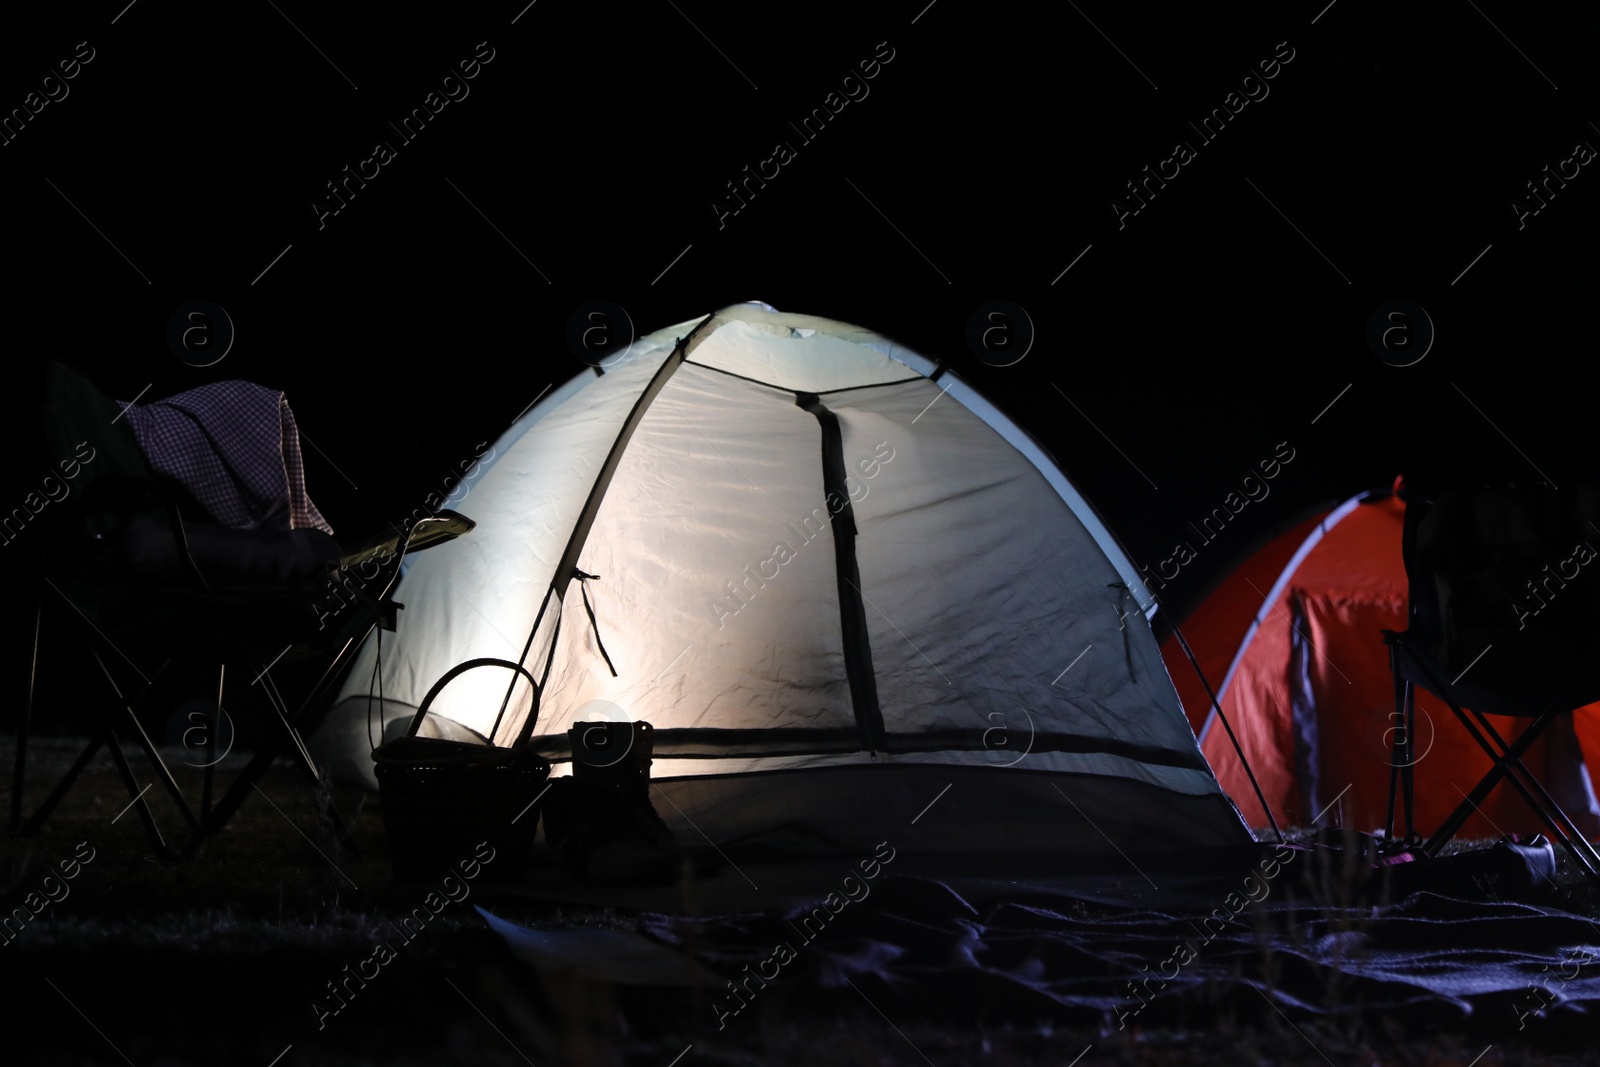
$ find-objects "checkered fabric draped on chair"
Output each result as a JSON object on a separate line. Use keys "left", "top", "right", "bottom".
{"left": 121, "top": 381, "right": 333, "bottom": 535}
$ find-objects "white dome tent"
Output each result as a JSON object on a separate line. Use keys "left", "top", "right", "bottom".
{"left": 310, "top": 303, "right": 1249, "bottom": 859}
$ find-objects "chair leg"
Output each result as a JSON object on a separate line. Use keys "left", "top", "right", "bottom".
{"left": 11, "top": 603, "right": 43, "bottom": 835}
{"left": 1421, "top": 696, "right": 1544, "bottom": 853}
{"left": 1482, "top": 718, "right": 1600, "bottom": 879}
{"left": 202, "top": 664, "right": 224, "bottom": 823}
{"left": 1385, "top": 641, "right": 1402, "bottom": 843}
{"left": 203, "top": 633, "right": 370, "bottom": 848}
{"left": 258, "top": 672, "right": 323, "bottom": 786}
{"left": 1471, "top": 753, "right": 1600, "bottom": 881}
{"left": 100, "top": 717, "right": 174, "bottom": 859}
{"left": 1462, "top": 705, "right": 1589, "bottom": 841}
{"left": 88, "top": 645, "right": 203, "bottom": 840}
{"left": 1402, "top": 682, "right": 1416, "bottom": 841}
{"left": 17, "top": 735, "right": 103, "bottom": 838}
{"left": 1391, "top": 641, "right": 1600, "bottom": 882}
{"left": 1421, "top": 701, "right": 1600, "bottom": 881}
{"left": 257, "top": 669, "right": 358, "bottom": 853}
{"left": 1382, "top": 634, "right": 1419, "bottom": 848}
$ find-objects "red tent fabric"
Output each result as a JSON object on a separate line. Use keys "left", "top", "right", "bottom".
{"left": 1161, "top": 514, "right": 1323, "bottom": 733}
{"left": 1163, "top": 492, "right": 1600, "bottom": 837}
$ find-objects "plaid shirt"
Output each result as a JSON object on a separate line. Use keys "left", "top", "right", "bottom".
{"left": 123, "top": 381, "right": 334, "bottom": 535}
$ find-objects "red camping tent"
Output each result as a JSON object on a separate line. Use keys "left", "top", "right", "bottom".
{"left": 1161, "top": 512, "right": 1324, "bottom": 735}
{"left": 1161, "top": 489, "right": 1600, "bottom": 837}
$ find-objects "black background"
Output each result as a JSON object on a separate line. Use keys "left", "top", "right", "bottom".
{"left": 4, "top": 0, "right": 1598, "bottom": 631}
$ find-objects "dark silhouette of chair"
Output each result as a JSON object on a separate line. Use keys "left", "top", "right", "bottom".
{"left": 1382, "top": 480, "right": 1600, "bottom": 881}
{"left": 9, "top": 364, "right": 468, "bottom": 857}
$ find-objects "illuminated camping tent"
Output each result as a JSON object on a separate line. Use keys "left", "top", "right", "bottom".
{"left": 310, "top": 303, "right": 1250, "bottom": 858}
{"left": 1172, "top": 488, "right": 1600, "bottom": 837}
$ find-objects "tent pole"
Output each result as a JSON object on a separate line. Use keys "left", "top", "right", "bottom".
{"left": 1170, "top": 621, "right": 1284, "bottom": 841}
{"left": 491, "top": 311, "right": 721, "bottom": 738}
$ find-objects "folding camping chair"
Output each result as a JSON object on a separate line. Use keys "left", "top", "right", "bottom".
{"left": 9, "top": 363, "right": 470, "bottom": 858}
{"left": 1381, "top": 481, "right": 1600, "bottom": 882}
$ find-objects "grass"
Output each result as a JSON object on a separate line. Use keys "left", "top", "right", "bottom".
{"left": 3, "top": 735, "right": 1599, "bottom": 1066}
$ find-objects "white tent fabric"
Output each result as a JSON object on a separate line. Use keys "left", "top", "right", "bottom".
{"left": 311, "top": 304, "right": 1249, "bottom": 857}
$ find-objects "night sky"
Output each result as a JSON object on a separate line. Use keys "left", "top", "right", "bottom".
{"left": 5, "top": 0, "right": 1599, "bottom": 647}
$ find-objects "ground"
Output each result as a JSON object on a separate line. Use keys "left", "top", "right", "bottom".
{"left": 3, "top": 735, "right": 1598, "bottom": 1067}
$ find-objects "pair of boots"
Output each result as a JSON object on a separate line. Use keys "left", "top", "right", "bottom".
{"left": 540, "top": 720, "right": 683, "bottom": 885}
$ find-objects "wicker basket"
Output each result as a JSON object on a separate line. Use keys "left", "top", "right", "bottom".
{"left": 373, "top": 658, "right": 550, "bottom": 880}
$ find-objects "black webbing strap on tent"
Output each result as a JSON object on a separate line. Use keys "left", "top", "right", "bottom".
{"left": 795, "top": 392, "right": 887, "bottom": 753}
{"left": 490, "top": 312, "right": 720, "bottom": 741}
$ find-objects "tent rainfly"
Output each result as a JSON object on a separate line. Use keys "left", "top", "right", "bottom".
{"left": 310, "top": 303, "right": 1251, "bottom": 858}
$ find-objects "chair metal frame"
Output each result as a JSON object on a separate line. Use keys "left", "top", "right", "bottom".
{"left": 1382, "top": 483, "right": 1600, "bottom": 884}
{"left": 9, "top": 362, "right": 465, "bottom": 858}
{"left": 1383, "top": 630, "right": 1600, "bottom": 881}
{"left": 9, "top": 538, "right": 408, "bottom": 858}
